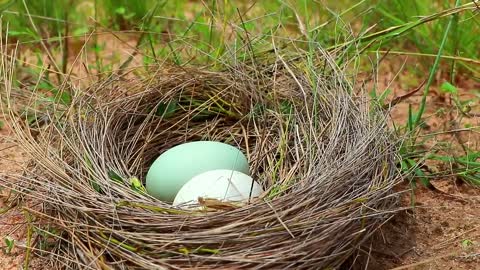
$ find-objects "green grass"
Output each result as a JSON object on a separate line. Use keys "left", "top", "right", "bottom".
{"left": 414, "top": 0, "right": 462, "bottom": 128}
{"left": 2, "top": 1, "right": 478, "bottom": 71}
{"left": 370, "top": 0, "right": 480, "bottom": 74}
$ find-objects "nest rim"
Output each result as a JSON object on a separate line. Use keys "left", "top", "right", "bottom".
{"left": 3, "top": 52, "right": 401, "bottom": 269}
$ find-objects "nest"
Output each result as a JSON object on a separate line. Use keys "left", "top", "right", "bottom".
{"left": 3, "top": 51, "right": 400, "bottom": 269}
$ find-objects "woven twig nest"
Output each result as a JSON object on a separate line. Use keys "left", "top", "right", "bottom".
{"left": 3, "top": 51, "right": 400, "bottom": 269}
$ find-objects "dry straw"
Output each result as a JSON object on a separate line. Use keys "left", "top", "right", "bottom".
{"left": 1, "top": 45, "right": 401, "bottom": 269}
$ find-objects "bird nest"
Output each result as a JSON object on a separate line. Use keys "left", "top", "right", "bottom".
{"left": 2, "top": 51, "right": 400, "bottom": 269}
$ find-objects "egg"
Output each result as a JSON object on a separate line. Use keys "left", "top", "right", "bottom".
{"left": 146, "top": 141, "right": 249, "bottom": 202}
{"left": 172, "top": 169, "right": 263, "bottom": 206}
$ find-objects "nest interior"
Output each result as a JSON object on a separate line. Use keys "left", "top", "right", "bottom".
{"left": 3, "top": 52, "right": 400, "bottom": 269}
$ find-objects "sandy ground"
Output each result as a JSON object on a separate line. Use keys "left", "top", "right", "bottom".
{"left": 0, "top": 119, "right": 29, "bottom": 269}
{"left": 366, "top": 182, "right": 480, "bottom": 270}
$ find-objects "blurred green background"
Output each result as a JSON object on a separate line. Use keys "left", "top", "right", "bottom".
{"left": 1, "top": 0, "right": 478, "bottom": 75}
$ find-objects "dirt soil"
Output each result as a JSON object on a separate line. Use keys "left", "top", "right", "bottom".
{"left": 0, "top": 118, "right": 31, "bottom": 270}
{"left": 364, "top": 183, "right": 480, "bottom": 270}
{"left": 363, "top": 57, "right": 480, "bottom": 270}
{"left": 1, "top": 37, "right": 480, "bottom": 269}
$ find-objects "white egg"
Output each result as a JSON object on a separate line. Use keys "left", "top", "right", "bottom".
{"left": 173, "top": 169, "right": 263, "bottom": 207}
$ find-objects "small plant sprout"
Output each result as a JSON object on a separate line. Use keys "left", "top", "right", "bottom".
{"left": 4, "top": 237, "right": 15, "bottom": 254}
{"left": 461, "top": 239, "right": 474, "bottom": 249}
